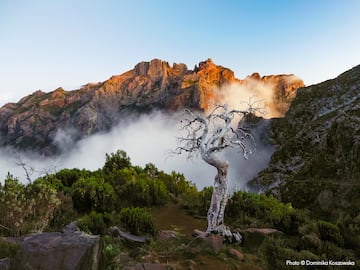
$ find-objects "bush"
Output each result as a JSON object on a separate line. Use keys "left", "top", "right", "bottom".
{"left": 260, "top": 236, "right": 318, "bottom": 270}
{"left": 26, "top": 179, "right": 61, "bottom": 232}
{"left": 225, "top": 191, "right": 295, "bottom": 231}
{"left": 123, "top": 177, "right": 168, "bottom": 207}
{"left": 77, "top": 211, "right": 111, "bottom": 235}
{"left": 72, "top": 176, "right": 118, "bottom": 213}
{"left": 320, "top": 241, "right": 354, "bottom": 261}
{"left": 0, "top": 175, "right": 61, "bottom": 236}
{"left": 56, "top": 168, "right": 91, "bottom": 188}
{"left": 160, "top": 171, "right": 197, "bottom": 198}
{"left": 103, "top": 150, "right": 131, "bottom": 173}
{"left": 182, "top": 186, "right": 212, "bottom": 217}
{"left": 105, "top": 167, "right": 138, "bottom": 197}
{"left": 0, "top": 240, "right": 19, "bottom": 259}
{"left": 338, "top": 215, "right": 360, "bottom": 254}
{"left": 48, "top": 192, "right": 78, "bottom": 231}
{"left": 316, "top": 220, "right": 344, "bottom": 247}
{"left": 119, "top": 207, "right": 157, "bottom": 236}
{"left": 0, "top": 175, "right": 28, "bottom": 236}
{"left": 101, "top": 235, "right": 123, "bottom": 269}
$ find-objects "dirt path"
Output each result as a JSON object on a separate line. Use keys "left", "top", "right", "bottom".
{"left": 150, "top": 203, "right": 207, "bottom": 235}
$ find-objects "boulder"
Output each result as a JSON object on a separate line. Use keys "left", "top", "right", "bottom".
{"left": 10, "top": 227, "right": 100, "bottom": 270}
{"left": 192, "top": 229, "right": 207, "bottom": 238}
{"left": 109, "top": 226, "right": 151, "bottom": 243}
{"left": 238, "top": 228, "right": 282, "bottom": 235}
{"left": 229, "top": 248, "right": 244, "bottom": 261}
{"left": 0, "top": 258, "right": 10, "bottom": 270}
{"left": 236, "top": 228, "right": 282, "bottom": 252}
{"left": 158, "top": 230, "right": 176, "bottom": 241}
{"left": 191, "top": 232, "right": 224, "bottom": 254}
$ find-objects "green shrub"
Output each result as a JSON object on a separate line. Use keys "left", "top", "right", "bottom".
{"left": 105, "top": 167, "right": 138, "bottom": 197}
{"left": 160, "top": 171, "right": 197, "bottom": 198}
{"left": 103, "top": 150, "right": 131, "bottom": 173}
{"left": 182, "top": 186, "right": 212, "bottom": 217}
{"left": 0, "top": 240, "right": 19, "bottom": 259}
{"left": 320, "top": 241, "right": 354, "bottom": 261}
{"left": 316, "top": 220, "right": 344, "bottom": 247}
{"left": 72, "top": 176, "right": 118, "bottom": 213}
{"left": 123, "top": 177, "right": 168, "bottom": 207}
{"left": 0, "top": 175, "right": 60, "bottom": 236}
{"left": 260, "top": 236, "right": 318, "bottom": 270}
{"left": 56, "top": 168, "right": 91, "bottom": 188}
{"left": 300, "top": 233, "right": 323, "bottom": 251}
{"left": 48, "top": 192, "right": 78, "bottom": 231}
{"left": 119, "top": 207, "right": 157, "bottom": 236}
{"left": 77, "top": 211, "right": 111, "bottom": 235}
{"left": 101, "top": 235, "right": 123, "bottom": 269}
{"left": 225, "top": 191, "right": 295, "bottom": 231}
{"left": 0, "top": 175, "right": 28, "bottom": 236}
{"left": 337, "top": 214, "right": 360, "bottom": 253}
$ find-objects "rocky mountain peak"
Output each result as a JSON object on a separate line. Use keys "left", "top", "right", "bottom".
{"left": 196, "top": 58, "right": 216, "bottom": 70}
{"left": 0, "top": 59, "right": 304, "bottom": 155}
{"left": 134, "top": 58, "right": 170, "bottom": 78}
{"left": 249, "top": 72, "right": 261, "bottom": 80}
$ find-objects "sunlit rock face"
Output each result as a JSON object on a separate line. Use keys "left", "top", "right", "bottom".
{"left": 0, "top": 58, "right": 303, "bottom": 155}
{"left": 250, "top": 64, "right": 360, "bottom": 214}
{"left": 248, "top": 73, "right": 305, "bottom": 117}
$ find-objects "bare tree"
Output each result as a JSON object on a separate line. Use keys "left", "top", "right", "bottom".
{"left": 15, "top": 153, "right": 58, "bottom": 183}
{"left": 175, "top": 103, "right": 263, "bottom": 240}
{"left": 16, "top": 154, "right": 36, "bottom": 184}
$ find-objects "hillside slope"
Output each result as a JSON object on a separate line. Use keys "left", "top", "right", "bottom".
{"left": 251, "top": 64, "right": 360, "bottom": 216}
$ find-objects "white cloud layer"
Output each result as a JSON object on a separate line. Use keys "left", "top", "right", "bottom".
{"left": 0, "top": 110, "right": 274, "bottom": 190}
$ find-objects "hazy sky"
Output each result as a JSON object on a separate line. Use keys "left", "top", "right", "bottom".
{"left": 1, "top": 0, "right": 360, "bottom": 106}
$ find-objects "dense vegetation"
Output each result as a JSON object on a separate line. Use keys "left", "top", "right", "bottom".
{"left": 0, "top": 150, "right": 359, "bottom": 269}
{"left": 251, "top": 66, "right": 360, "bottom": 231}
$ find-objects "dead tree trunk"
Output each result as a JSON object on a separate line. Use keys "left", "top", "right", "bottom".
{"left": 176, "top": 104, "right": 260, "bottom": 240}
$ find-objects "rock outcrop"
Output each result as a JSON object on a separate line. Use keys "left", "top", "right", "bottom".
{"left": 0, "top": 258, "right": 10, "bottom": 270}
{"left": 245, "top": 72, "right": 305, "bottom": 116}
{"left": 9, "top": 224, "right": 101, "bottom": 270}
{"left": 0, "top": 58, "right": 303, "bottom": 155}
{"left": 250, "top": 64, "right": 360, "bottom": 214}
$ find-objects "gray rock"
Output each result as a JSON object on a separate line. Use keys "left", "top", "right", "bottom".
{"left": 62, "top": 221, "right": 80, "bottom": 234}
{"left": 237, "top": 228, "right": 282, "bottom": 235}
{"left": 0, "top": 258, "right": 10, "bottom": 270}
{"left": 109, "top": 226, "right": 150, "bottom": 243}
{"left": 10, "top": 230, "right": 100, "bottom": 270}
{"left": 190, "top": 232, "right": 224, "bottom": 254}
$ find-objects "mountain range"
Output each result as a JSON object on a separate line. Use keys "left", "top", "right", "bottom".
{"left": 0, "top": 58, "right": 304, "bottom": 155}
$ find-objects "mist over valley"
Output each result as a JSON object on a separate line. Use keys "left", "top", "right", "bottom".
{"left": 0, "top": 59, "right": 296, "bottom": 189}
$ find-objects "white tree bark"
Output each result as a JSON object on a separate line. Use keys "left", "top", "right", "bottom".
{"left": 176, "top": 104, "right": 259, "bottom": 239}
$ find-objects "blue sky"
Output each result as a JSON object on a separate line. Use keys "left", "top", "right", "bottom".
{"left": 1, "top": 0, "right": 360, "bottom": 106}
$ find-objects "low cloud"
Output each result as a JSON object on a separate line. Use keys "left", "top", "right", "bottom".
{"left": 216, "top": 75, "right": 301, "bottom": 118}
{"left": 216, "top": 80, "right": 273, "bottom": 118}
{"left": 0, "top": 110, "right": 274, "bottom": 191}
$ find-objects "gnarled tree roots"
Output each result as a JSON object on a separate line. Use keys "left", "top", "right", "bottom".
{"left": 206, "top": 224, "right": 243, "bottom": 243}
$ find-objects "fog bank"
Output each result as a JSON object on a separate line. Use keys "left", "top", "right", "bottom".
{"left": 0, "top": 110, "right": 274, "bottom": 191}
